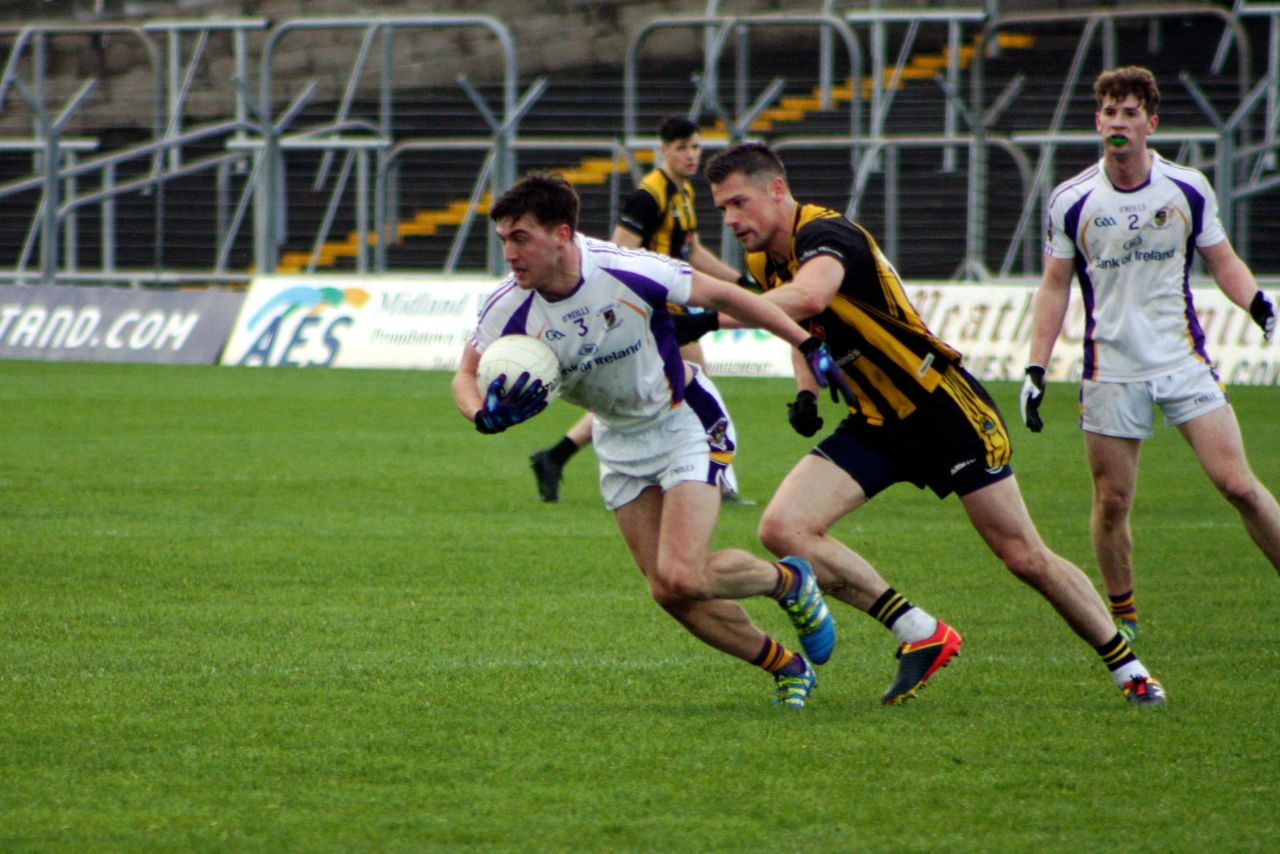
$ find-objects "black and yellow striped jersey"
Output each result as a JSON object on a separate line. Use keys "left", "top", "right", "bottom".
{"left": 745, "top": 203, "right": 966, "bottom": 427}
{"left": 616, "top": 170, "right": 697, "bottom": 260}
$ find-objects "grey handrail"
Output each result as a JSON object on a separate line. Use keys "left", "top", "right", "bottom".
{"left": 258, "top": 16, "right": 518, "bottom": 272}
{"left": 0, "top": 24, "right": 164, "bottom": 176}
{"left": 259, "top": 16, "right": 516, "bottom": 131}
{"left": 773, "top": 132, "right": 1033, "bottom": 272}
{"left": 0, "top": 119, "right": 253, "bottom": 200}
{"left": 624, "top": 14, "right": 863, "bottom": 146}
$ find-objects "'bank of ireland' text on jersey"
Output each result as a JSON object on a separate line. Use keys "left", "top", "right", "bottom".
{"left": 1044, "top": 151, "right": 1227, "bottom": 381}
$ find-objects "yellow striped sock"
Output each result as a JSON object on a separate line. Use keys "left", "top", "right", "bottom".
{"left": 752, "top": 637, "right": 797, "bottom": 674}
{"left": 1108, "top": 590, "right": 1138, "bottom": 621}
{"left": 771, "top": 562, "right": 797, "bottom": 600}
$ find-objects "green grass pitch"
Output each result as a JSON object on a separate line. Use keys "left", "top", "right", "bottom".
{"left": 2, "top": 360, "right": 1277, "bottom": 851}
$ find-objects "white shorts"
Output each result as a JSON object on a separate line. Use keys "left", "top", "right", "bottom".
{"left": 595, "top": 367, "right": 737, "bottom": 511}
{"left": 1080, "top": 361, "right": 1228, "bottom": 439}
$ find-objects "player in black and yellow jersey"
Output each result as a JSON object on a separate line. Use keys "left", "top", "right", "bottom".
{"left": 530, "top": 117, "right": 753, "bottom": 504}
{"left": 702, "top": 142, "right": 1165, "bottom": 706}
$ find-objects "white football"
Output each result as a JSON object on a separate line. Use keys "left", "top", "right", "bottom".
{"left": 476, "top": 334, "right": 562, "bottom": 403}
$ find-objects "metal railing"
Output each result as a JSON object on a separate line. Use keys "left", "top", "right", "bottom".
{"left": 0, "top": 5, "right": 1278, "bottom": 286}
{"left": 257, "top": 15, "right": 520, "bottom": 274}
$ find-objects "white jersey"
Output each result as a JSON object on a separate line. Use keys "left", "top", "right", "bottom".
{"left": 1044, "top": 151, "right": 1227, "bottom": 381}
{"left": 471, "top": 233, "right": 694, "bottom": 433}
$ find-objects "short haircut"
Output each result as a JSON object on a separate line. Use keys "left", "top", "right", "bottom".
{"left": 1094, "top": 65, "right": 1160, "bottom": 115}
{"left": 658, "top": 115, "right": 699, "bottom": 144}
{"left": 704, "top": 142, "right": 787, "bottom": 186}
{"left": 489, "top": 171, "right": 580, "bottom": 231}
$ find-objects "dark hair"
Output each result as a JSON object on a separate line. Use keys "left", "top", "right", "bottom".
{"left": 704, "top": 142, "right": 787, "bottom": 185}
{"left": 658, "top": 115, "right": 699, "bottom": 144}
{"left": 1094, "top": 65, "right": 1160, "bottom": 115}
{"left": 489, "top": 171, "right": 580, "bottom": 231}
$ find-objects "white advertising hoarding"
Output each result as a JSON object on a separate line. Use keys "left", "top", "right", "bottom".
{"left": 901, "top": 282, "right": 1278, "bottom": 386}
{"left": 222, "top": 275, "right": 1280, "bottom": 386}
{"left": 221, "top": 275, "right": 496, "bottom": 369}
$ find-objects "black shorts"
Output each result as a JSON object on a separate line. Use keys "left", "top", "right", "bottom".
{"left": 813, "top": 365, "right": 1013, "bottom": 500}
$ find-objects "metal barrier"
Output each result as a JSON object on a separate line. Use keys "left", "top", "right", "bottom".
{"left": 773, "top": 132, "right": 1033, "bottom": 272}
{"left": 625, "top": 13, "right": 862, "bottom": 268}
{"left": 1, "top": 5, "right": 1279, "bottom": 287}
{"left": 257, "top": 16, "right": 520, "bottom": 274}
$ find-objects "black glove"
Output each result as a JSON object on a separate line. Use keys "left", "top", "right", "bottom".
{"left": 798, "top": 336, "right": 855, "bottom": 405}
{"left": 474, "top": 371, "right": 549, "bottom": 434}
{"left": 1019, "top": 365, "right": 1046, "bottom": 433}
{"left": 787, "top": 390, "right": 824, "bottom": 437}
{"left": 671, "top": 310, "right": 720, "bottom": 346}
{"left": 1250, "top": 291, "right": 1276, "bottom": 342}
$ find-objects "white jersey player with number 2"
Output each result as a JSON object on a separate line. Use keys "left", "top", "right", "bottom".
{"left": 1043, "top": 151, "right": 1226, "bottom": 382}
{"left": 1024, "top": 67, "right": 1279, "bottom": 673}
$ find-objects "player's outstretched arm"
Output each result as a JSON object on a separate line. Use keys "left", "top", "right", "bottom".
{"left": 687, "top": 270, "right": 811, "bottom": 349}
{"left": 1201, "top": 240, "right": 1275, "bottom": 342}
{"left": 689, "top": 269, "right": 853, "bottom": 404}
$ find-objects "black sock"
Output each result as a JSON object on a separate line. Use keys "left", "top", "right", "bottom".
{"left": 869, "top": 588, "right": 912, "bottom": 630}
{"left": 1094, "top": 633, "right": 1136, "bottom": 671}
{"left": 547, "top": 436, "right": 580, "bottom": 467}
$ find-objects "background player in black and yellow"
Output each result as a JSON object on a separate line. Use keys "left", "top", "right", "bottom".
{"left": 703, "top": 142, "right": 1166, "bottom": 705}
{"left": 530, "top": 116, "right": 752, "bottom": 503}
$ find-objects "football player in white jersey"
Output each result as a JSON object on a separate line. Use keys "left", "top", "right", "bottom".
{"left": 528, "top": 115, "right": 753, "bottom": 506}
{"left": 451, "top": 172, "right": 849, "bottom": 708}
{"left": 1022, "top": 66, "right": 1280, "bottom": 642}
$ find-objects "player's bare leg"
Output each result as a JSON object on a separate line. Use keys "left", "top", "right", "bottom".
{"left": 678, "top": 340, "right": 706, "bottom": 369}
{"left": 1085, "top": 432, "right": 1143, "bottom": 637}
{"left": 614, "top": 482, "right": 829, "bottom": 704}
{"left": 1179, "top": 406, "right": 1280, "bottom": 572}
{"left": 759, "top": 453, "right": 959, "bottom": 703}
{"left": 757, "top": 454, "right": 890, "bottom": 608}
{"left": 614, "top": 484, "right": 770, "bottom": 660}
{"left": 660, "top": 480, "right": 836, "bottom": 664}
{"left": 565, "top": 412, "right": 594, "bottom": 447}
{"left": 961, "top": 474, "right": 1162, "bottom": 702}
{"left": 962, "top": 475, "right": 1117, "bottom": 642}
